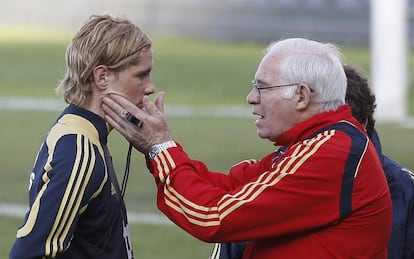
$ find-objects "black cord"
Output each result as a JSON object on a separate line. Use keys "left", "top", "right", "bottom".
{"left": 121, "top": 143, "right": 133, "bottom": 198}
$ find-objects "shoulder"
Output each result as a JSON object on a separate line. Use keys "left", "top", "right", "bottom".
{"left": 44, "top": 124, "right": 105, "bottom": 177}
{"left": 382, "top": 155, "right": 414, "bottom": 194}
{"left": 49, "top": 113, "right": 101, "bottom": 144}
{"left": 382, "top": 156, "right": 413, "bottom": 180}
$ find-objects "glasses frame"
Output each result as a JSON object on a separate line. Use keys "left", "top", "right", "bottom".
{"left": 251, "top": 80, "right": 299, "bottom": 100}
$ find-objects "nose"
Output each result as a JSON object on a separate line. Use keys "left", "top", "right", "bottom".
{"left": 246, "top": 88, "right": 259, "bottom": 104}
{"left": 145, "top": 77, "right": 156, "bottom": 95}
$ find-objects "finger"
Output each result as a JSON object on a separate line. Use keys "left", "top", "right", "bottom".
{"left": 102, "top": 96, "right": 138, "bottom": 134}
{"left": 102, "top": 96, "right": 129, "bottom": 126}
{"left": 109, "top": 94, "right": 146, "bottom": 118}
{"left": 101, "top": 101, "right": 131, "bottom": 135}
{"left": 102, "top": 95, "right": 123, "bottom": 114}
{"left": 102, "top": 102, "right": 125, "bottom": 132}
{"left": 103, "top": 94, "right": 147, "bottom": 130}
{"left": 141, "top": 95, "right": 163, "bottom": 116}
{"left": 153, "top": 92, "right": 166, "bottom": 114}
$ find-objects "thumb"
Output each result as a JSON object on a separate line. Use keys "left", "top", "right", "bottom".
{"left": 154, "top": 92, "right": 166, "bottom": 114}
{"left": 142, "top": 94, "right": 162, "bottom": 115}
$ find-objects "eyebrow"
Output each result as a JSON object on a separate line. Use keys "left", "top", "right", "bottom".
{"left": 136, "top": 67, "right": 152, "bottom": 75}
{"left": 254, "top": 79, "right": 268, "bottom": 85}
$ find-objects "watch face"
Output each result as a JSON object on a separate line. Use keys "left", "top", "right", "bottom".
{"left": 149, "top": 141, "right": 176, "bottom": 160}
{"left": 149, "top": 145, "right": 161, "bottom": 159}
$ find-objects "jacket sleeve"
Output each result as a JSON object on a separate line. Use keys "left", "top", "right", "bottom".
{"left": 146, "top": 134, "right": 378, "bottom": 243}
{"left": 9, "top": 134, "right": 105, "bottom": 259}
{"left": 407, "top": 184, "right": 414, "bottom": 259}
{"left": 186, "top": 157, "right": 272, "bottom": 192}
{"left": 382, "top": 155, "right": 414, "bottom": 259}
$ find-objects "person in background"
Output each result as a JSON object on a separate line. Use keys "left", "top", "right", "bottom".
{"left": 9, "top": 14, "right": 155, "bottom": 259}
{"left": 102, "top": 38, "right": 392, "bottom": 258}
{"left": 210, "top": 64, "right": 414, "bottom": 259}
{"left": 345, "top": 64, "right": 414, "bottom": 259}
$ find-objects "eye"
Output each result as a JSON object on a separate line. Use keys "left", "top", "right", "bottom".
{"left": 136, "top": 69, "right": 151, "bottom": 80}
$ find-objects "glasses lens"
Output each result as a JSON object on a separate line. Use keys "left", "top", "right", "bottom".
{"left": 252, "top": 80, "right": 260, "bottom": 97}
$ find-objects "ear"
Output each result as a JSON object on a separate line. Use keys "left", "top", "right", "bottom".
{"left": 92, "top": 65, "right": 110, "bottom": 90}
{"left": 296, "top": 84, "right": 313, "bottom": 110}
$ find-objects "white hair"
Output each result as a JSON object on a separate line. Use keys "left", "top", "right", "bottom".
{"left": 266, "top": 38, "right": 346, "bottom": 112}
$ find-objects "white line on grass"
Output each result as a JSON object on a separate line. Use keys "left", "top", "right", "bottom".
{"left": 0, "top": 97, "right": 252, "bottom": 118}
{"left": 3, "top": 97, "right": 414, "bottom": 126}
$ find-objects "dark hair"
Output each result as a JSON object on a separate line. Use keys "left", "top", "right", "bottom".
{"left": 344, "top": 64, "right": 376, "bottom": 137}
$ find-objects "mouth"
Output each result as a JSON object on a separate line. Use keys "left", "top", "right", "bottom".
{"left": 252, "top": 112, "right": 264, "bottom": 123}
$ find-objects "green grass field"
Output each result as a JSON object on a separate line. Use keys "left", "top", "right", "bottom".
{"left": 0, "top": 28, "right": 413, "bottom": 258}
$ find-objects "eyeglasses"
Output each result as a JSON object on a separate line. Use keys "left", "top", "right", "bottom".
{"left": 251, "top": 80, "right": 299, "bottom": 99}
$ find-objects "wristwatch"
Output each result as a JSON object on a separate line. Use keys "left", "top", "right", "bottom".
{"left": 148, "top": 141, "right": 177, "bottom": 160}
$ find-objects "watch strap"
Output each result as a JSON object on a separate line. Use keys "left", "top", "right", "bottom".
{"left": 149, "top": 140, "right": 176, "bottom": 160}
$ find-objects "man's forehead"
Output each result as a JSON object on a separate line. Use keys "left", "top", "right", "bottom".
{"left": 256, "top": 54, "right": 281, "bottom": 78}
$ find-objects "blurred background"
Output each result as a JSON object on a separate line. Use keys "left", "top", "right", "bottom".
{"left": 1, "top": 0, "right": 413, "bottom": 258}
{"left": 0, "top": 0, "right": 411, "bottom": 44}
{"left": 2, "top": 0, "right": 413, "bottom": 120}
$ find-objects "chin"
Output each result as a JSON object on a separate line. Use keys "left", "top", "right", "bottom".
{"left": 136, "top": 97, "right": 145, "bottom": 106}
{"left": 257, "top": 130, "right": 267, "bottom": 139}
{"left": 258, "top": 131, "right": 274, "bottom": 142}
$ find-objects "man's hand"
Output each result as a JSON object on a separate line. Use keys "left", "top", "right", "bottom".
{"left": 102, "top": 92, "right": 173, "bottom": 154}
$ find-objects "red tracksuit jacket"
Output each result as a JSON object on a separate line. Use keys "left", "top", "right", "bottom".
{"left": 146, "top": 105, "right": 392, "bottom": 258}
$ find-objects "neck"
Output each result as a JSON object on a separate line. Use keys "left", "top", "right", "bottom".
{"left": 79, "top": 94, "right": 104, "bottom": 120}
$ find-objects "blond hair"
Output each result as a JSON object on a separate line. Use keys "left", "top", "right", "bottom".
{"left": 56, "top": 14, "right": 152, "bottom": 105}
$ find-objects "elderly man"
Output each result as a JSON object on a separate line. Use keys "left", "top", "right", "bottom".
{"left": 211, "top": 64, "right": 413, "bottom": 259}
{"left": 102, "top": 38, "right": 392, "bottom": 258}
